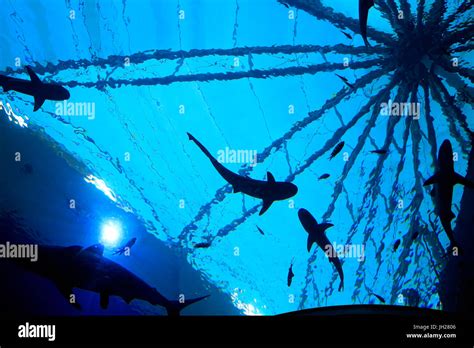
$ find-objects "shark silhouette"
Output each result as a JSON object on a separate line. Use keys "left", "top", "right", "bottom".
{"left": 423, "top": 139, "right": 474, "bottom": 252}
{"left": 298, "top": 208, "right": 344, "bottom": 291}
{"left": 359, "top": 0, "right": 374, "bottom": 47}
{"left": 187, "top": 132, "right": 298, "bottom": 215}
{"left": 0, "top": 66, "right": 70, "bottom": 111}
{"left": 14, "top": 243, "right": 209, "bottom": 315}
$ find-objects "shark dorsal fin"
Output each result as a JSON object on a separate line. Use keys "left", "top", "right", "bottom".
{"left": 267, "top": 172, "right": 276, "bottom": 183}
{"left": 26, "top": 66, "right": 41, "bottom": 84}
{"left": 83, "top": 243, "right": 105, "bottom": 256}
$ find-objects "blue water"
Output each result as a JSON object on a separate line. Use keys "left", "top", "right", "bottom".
{"left": 0, "top": 0, "right": 472, "bottom": 315}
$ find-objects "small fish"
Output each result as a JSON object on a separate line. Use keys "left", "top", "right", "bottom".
{"left": 369, "top": 292, "right": 386, "bottom": 303}
{"left": 113, "top": 237, "right": 137, "bottom": 256}
{"left": 318, "top": 173, "right": 330, "bottom": 180}
{"left": 287, "top": 258, "right": 295, "bottom": 287}
{"left": 370, "top": 149, "right": 388, "bottom": 155}
{"left": 341, "top": 30, "right": 353, "bottom": 40}
{"left": 335, "top": 74, "right": 355, "bottom": 89}
{"left": 393, "top": 239, "right": 401, "bottom": 251}
{"left": 329, "top": 141, "right": 345, "bottom": 160}
{"left": 256, "top": 225, "right": 265, "bottom": 236}
{"left": 194, "top": 242, "right": 212, "bottom": 249}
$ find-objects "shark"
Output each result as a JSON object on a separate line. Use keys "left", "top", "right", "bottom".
{"left": 187, "top": 132, "right": 298, "bottom": 215}
{"left": 14, "top": 243, "right": 209, "bottom": 316}
{"left": 423, "top": 139, "right": 474, "bottom": 252}
{"left": 359, "top": 0, "right": 374, "bottom": 47}
{"left": 298, "top": 208, "right": 344, "bottom": 291}
{"left": 0, "top": 66, "right": 70, "bottom": 111}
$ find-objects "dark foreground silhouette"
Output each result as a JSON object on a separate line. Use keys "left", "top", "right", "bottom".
{"left": 14, "top": 243, "right": 209, "bottom": 316}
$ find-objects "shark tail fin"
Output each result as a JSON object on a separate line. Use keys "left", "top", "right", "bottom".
{"left": 164, "top": 295, "right": 210, "bottom": 316}
{"left": 338, "top": 280, "right": 344, "bottom": 292}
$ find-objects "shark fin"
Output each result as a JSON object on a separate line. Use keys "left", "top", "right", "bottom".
{"left": 307, "top": 235, "right": 315, "bottom": 252}
{"left": 319, "top": 223, "right": 334, "bottom": 232}
{"left": 33, "top": 95, "right": 46, "bottom": 111}
{"left": 26, "top": 66, "right": 41, "bottom": 84}
{"left": 83, "top": 243, "right": 104, "bottom": 256}
{"left": 164, "top": 295, "right": 210, "bottom": 316}
{"left": 423, "top": 173, "right": 440, "bottom": 186}
{"left": 100, "top": 292, "right": 110, "bottom": 309}
{"left": 359, "top": 0, "right": 374, "bottom": 47}
{"left": 259, "top": 199, "right": 274, "bottom": 216}
{"left": 267, "top": 172, "right": 276, "bottom": 183}
{"left": 453, "top": 172, "right": 474, "bottom": 189}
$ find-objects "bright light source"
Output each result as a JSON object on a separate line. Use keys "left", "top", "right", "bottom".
{"left": 100, "top": 219, "right": 122, "bottom": 247}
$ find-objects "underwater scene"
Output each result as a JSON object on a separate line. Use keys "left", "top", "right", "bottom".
{"left": 0, "top": 0, "right": 473, "bottom": 329}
